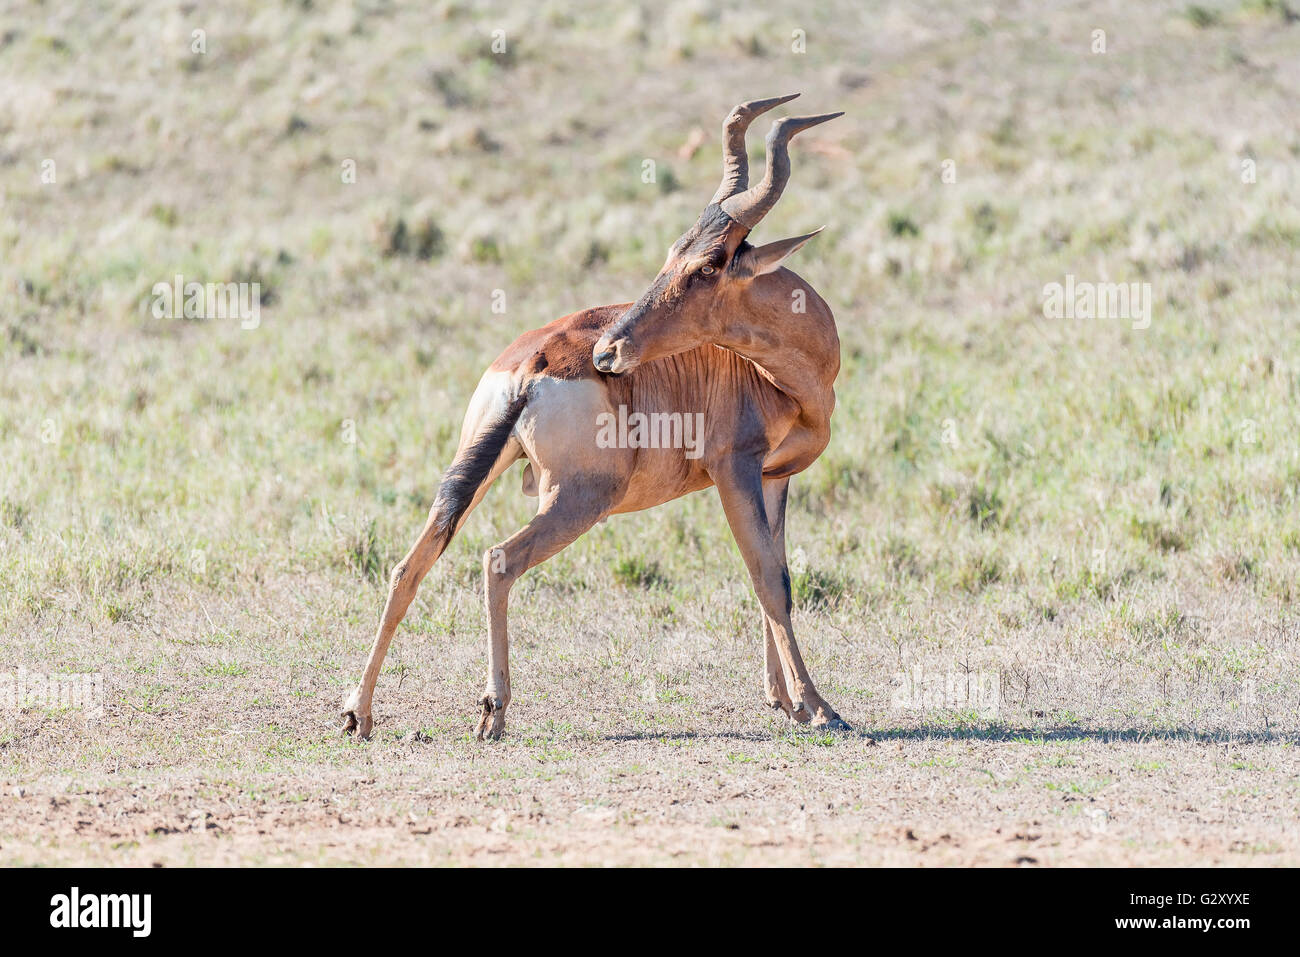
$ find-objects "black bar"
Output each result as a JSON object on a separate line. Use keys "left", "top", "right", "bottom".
{"left": 0, "top": 867, "right": 1280, "bottom": 944}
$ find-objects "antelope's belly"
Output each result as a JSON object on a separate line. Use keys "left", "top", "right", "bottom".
{"left": 610, "top": 450, "right": 715, "bottom": 513}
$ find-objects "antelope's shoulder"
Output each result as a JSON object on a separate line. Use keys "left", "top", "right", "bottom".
{"left": 489, "top": 304, "right": 631, "bottom": 380}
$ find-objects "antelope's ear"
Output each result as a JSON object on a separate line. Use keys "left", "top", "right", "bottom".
{"left": 733, "top": 227, "right": 824, "bottom": 278}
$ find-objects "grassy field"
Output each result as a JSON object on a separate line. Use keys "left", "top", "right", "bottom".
{"left": 2, "top": 0, "right": 1299, "bottom": 865}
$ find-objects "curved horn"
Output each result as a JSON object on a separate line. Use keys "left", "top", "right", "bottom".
{"left": 708, "top": 94, "right": 801, "bottom": 206}
{"left": 720, "top": 111, "right": 844, "bottom": 230}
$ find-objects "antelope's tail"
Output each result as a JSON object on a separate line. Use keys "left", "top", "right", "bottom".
{"left": 429, "top": 391, "right": 527, "bottom": 544}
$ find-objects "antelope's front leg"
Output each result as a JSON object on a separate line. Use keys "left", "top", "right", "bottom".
{"left": 764, "top": 618, "right": 803, "bottom": 721}
{"left": 760, "top": 478, "right": 802, "bottom": 720}
{"left": 718, "top": 465, "right": 850, "bottom": 730}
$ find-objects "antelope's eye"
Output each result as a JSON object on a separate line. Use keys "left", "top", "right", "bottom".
{"left": 700, "top": 264, "right": 716, "bottom": 276}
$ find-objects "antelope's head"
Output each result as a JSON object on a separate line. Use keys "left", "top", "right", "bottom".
{"left": 593, "top": 94, "right": 841, "bottom": 375}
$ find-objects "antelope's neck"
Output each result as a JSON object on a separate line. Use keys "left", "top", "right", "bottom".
{"left": 727, "top": 335, "right": 837, "bottom": 426}
{"left": 716, "top": 284, "right": 840, "bottom": 433}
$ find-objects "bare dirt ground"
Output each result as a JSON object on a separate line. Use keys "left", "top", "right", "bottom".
{"left": 8, "top": 742, "right": 1296, "bottom": 867}
{"left": 3, "top": 578, "right": 1297, "bottom": 866}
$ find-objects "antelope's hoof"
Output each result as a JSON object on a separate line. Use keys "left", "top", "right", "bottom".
{"left": 814, "top": 713, "right": 853, "bottom": 733}
{"left": 341, "top": 709, "right": 374, "bottom": 740}
{"left": 474, "top": 696, "right": 506, "bottom": 742}
{"left": 766, "top": 697, "right": 792, "bottom": 717}
{"left": 788, "top": 701, "right": 814, "bottom": 725}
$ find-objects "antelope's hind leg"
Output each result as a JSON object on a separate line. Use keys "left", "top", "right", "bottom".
{"left": 342, "top": 375, "right": 524, "bottom": 739}
{"left": 475, "top": 478, "right": 615, "bottom": 740}
{"left": 342, "top": 507, "right": 449, "bottom": 740}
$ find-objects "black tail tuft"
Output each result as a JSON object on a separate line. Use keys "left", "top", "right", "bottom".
{"left": 430, "top": 393, "right": 527, "bottom": 540}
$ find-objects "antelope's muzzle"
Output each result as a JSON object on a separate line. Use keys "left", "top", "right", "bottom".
{"left": 592, "top": 335, "right": 638, "bottom": 375}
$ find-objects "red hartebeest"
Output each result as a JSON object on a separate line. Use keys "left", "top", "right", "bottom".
{"left": 342, "top": 94, "right": 848, "bottom": 740}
